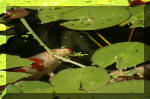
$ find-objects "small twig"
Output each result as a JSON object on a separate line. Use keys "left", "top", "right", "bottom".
{"left": 20, "top": 18, "right": 86, "bottom": 68}
{"left": 54, "top": 55, "right": 85, "bottom": 68}
{"left": 96, "top": 32, "right": 111, "bottom": 45}
{"left": 82, "top": 31, "right": 103, "bottom": 48}
{"left": 128, "top": 28, "right": 135, "bottom": 42}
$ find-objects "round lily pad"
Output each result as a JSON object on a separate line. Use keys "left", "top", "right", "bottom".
{"left": 38, "top": 7, "right": 77, "bottom": 23}
{"left": 6, "top": 81, "right": 52, "bottom": 93}
{"left": 95, "top": 80, "right": 144, "bottom": 93}
{"left": 38, "top": 6, "right": 130, "bottom": 30}
{"left": 61, "top": 6, "right": 130, "bottom": 30}
{"left": 51, "top": 67, "right": 110, "bottom": 91}
{"left": 92, "top": 42, "right": 150, "bottom": 69}
{"left": 6, "top": 72, "right": 28, "bottom": 84}
{"left": 6, "top": 55, "right": 33, "bottom": 69}
{"left": 0, "top": 36, "right": 6, "bottom": 86}
{"left": 0, "top": 2, "right": 5, "bottom": 14}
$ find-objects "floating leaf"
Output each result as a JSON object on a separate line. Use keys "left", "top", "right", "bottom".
{"left": 0, "top": 36, "right": 6, "bottom": 86}
{"left": 0, "top": 24, "right": 12, "bottom": 31}
{"left": 6, "top": 84, "right": 21, "bottom": 93}
{"left": 0, "top": 71, "right": 6, "bottom": 86}
{"left": 51, "top": 67, "right": 110, "bottom": 91}
{"left": 61, "top": 6, "right": 130, "bottom": 30}
{"left": 6, "top": 81, "right": 52, "bottom": 93}
{"left": 0, "top": 24, "right": 7, "bottom": 31}
{"left": 129, "top": 5, "right": 144, "bottom": 28}
{"left": 6, "top": 55, "right": 33, "bottom": 69}
{"left": 38, "top": 6, "right": 130, "bottom": 30}
{"left": 0, "top": 2, "right": 5, "bottom": 14}
{"left": 95, "top": 80, "right": 144, "bottom": 93}
{"left": 38, "top": 7, "right": 77, "bottom": 23}
{"left": 29, "top": 87, "right": 85, "bottom": 93}
{"left": 0, "top": 88, "right": 6, "bottom": 99}
{"left": 4, "top": 55, "right": 33, "bottom": 83}
{"left": 0, "top": 35, "right": 6, "bottom": 44}
{"left": 6, "top": 72, "right": 28, "bottom": 84}
{"left": 92, "top": 42, "right": 150, "bottom": 69}
{"left": 120, "top": 5, "right": 144, "bottom": 28}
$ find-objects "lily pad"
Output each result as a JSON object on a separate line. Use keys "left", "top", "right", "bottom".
{"left": 60, "top": 6, "right": 130, "bottom": 30}
{"left": 95, "top": 80, "right": 144, "bottom": 93}
{"left": 38, "top": 7, "right": 78, "bottom": 24}
{"left": 51, "top": 67, "right": 110, "bottom": 91}
{"left": 0, "top": 88, "right": 6, "bottom": 99}
{"left": 120, "top": 5, "right": 144, "bottom": 28}
{"left": 6, "top": 55, "right": 33, "bottom": 69}
{"left": 0, "top": 2, "right": 5, "bottom": 14}
{"left": 6, "top": 72, "right": 28, "bottom": 83}
{"left": 128, "top": 5, "right": 144, "bottom": 28}
{"left": 4, "top": 55, "right": 33, "bottom": 83}
{"left": 6, "top": 84, "right": 21, "bottom": 93}
{"left": 6, "top": 81, "right": 52, "bottom": 93}
{"left": 0, "top": 24, "right": 12, "bottom": 31}
{"left": 0, "top": 36, "right": 6, "bottom": 86}
{"left": 38, "top": 6, "right": 130, "bottom": 30}
{"left": 92, "top": 42, "right": 150, "bottom": 69}
{"left": 28, "top": 87, "right": 84, "bottom": 93}
{"left": 0, "top": 71, "right": 6, "bottom": 86}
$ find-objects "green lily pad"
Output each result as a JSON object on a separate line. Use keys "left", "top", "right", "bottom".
{"left": 61, "top": 6, "right": 130, "bottom": 30}
{"left": 6, "top": 84, "right": 21, "bottom": 93}
{"left": 6, "top": 55, "right": 33, "bottom": 69}
{"left": 0, "top": 2, "right": 5, "bottom": 14}
{"left": 0, "top": 88, "right": 6, "bottom": 99}
{"left": 128, "top": 5, "right": 144, "bottom": 28}
{"left": 120, "top": 5, "right": 144, "bottom": 28}
{"left": 4, "top": 55, "right": 33, "bottom": 84}
{"left": 51, "top": 67, "right": 110, "bottom": 91}
{"left": 0, "top": 24, "right": 12, "bottom": 31}
{"left": 38, "top": 7, "right": 77, "bottom": 24}
{"left": 6, "top": 81, "right": 52, "bottom": 93}
{"left": 38, "top": 6, "right": 130, "bottom": 30}
{"left": 0, "top": 36, "right": 6, "bottom": 86}
{"left": 92, "top": 42, "right": 150, "bottom": 69}
{"left": 0, "top": 35, "right": 6, "bottom": 44}
{"left": 95, "top": 80, "right": 144, "bottom": 93}
{"left": 28, "top": 87, "right": 84, "bottom": 93}
{"left": 0, "top": 71, "right": 6, "bottom": 86}
{"left": 6, "top": 72, "right": 28, "bottom": 84}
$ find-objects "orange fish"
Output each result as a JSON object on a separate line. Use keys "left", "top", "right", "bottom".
{"left": 1, "top": 48, "right": 71, "bottom": 80}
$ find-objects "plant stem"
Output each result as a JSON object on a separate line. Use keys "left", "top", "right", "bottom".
{"left": 20, "top": 18, "right": 53, "bottom": 54}
{"left": 20, "top": 18, "right": 86, "bottom": 68}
